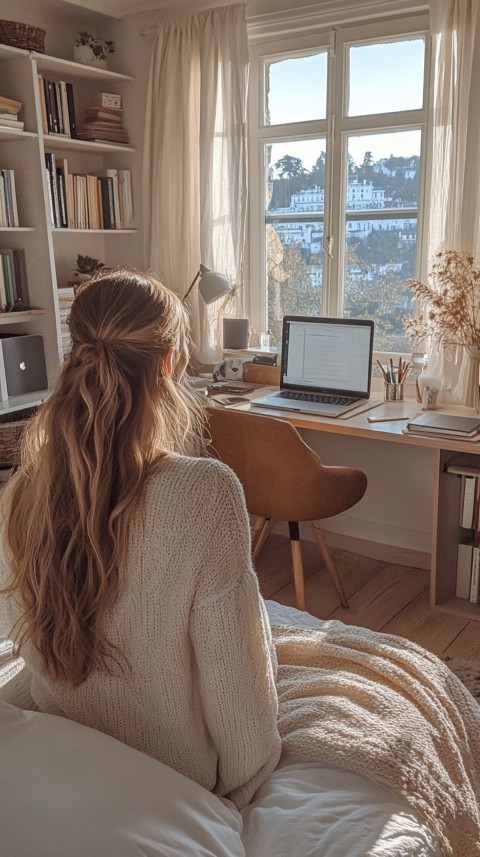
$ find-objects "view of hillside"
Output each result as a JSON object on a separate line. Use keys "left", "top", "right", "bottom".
{"left": 266, "top": 150, "right": 419, "bottom": 351}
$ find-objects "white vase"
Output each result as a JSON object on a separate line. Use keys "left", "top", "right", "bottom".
{"left": 73, "top": 45, "right": 107, "bottom": 68}
{"left": 466, "top": 346, "right": 480, "bottom": 413}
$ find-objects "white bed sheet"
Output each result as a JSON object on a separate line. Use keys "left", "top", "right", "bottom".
{"left": 0, "top": 601, "right": 442, "bottom": 857}
{"left": 254, "top": 600, "right": 441, "bottom": 857}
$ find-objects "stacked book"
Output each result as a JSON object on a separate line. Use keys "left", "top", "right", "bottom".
{"left": 0, "top": 168, "right": 19, "bottom": 227}
{"left": 405, "top": 412, "right": 480, "bottom": 440}
{"left": 57, "top": 287, "right": 75, "bottom": 358}
{"left": 37, "top": 76, "right": 77, "bottom": 138}
{"left": 77, "top": 105, "right": 128, "bottom": 145}
{"left": 0, "top": 95, "right": 24, "bottom": 131}
{"left": 0, "top": 249, "right": 30, "bottom": 312}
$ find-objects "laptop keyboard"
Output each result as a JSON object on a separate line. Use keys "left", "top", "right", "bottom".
{"left": 279, "top": 391, "right": 357, "bottom": 406}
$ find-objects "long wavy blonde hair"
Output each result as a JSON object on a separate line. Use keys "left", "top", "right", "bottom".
{"left": 2, "top": 269, "right": 206, "bottom": 687}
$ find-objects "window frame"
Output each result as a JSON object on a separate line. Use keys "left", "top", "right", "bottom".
{"left": 247, "top": 12, "right": 432, "bottom": 356}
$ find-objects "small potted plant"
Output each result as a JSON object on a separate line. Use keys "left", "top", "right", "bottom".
{"left": 73, "top": 31, "right": 115, "bottom": 68}
{"left": 73, "top": 254, "right": 105, "bottom": 282}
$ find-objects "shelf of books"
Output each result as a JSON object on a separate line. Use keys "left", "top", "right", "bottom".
{"left": 45, "top": 153, "right": 134, "bottom": 231}
{"left": 0, "top": 36, "right": 139, "bottom": 420}
{"left": 433, "top": 449, "right": 480, "bottom": 621}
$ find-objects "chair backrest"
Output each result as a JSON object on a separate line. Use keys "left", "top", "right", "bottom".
{"left": 206, "top": 406, "right": 367, "bottom": 522}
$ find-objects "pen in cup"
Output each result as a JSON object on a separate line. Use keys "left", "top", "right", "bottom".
{"left": 377, "top": 359, "right": 411, "bottom": 384}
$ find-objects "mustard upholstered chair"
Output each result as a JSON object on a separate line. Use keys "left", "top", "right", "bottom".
{"left": 206, "top": 405, "right": 367, "bottom": 611}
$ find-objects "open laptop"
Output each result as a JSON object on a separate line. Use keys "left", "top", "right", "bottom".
{"left": 250, "top": 316, "right": 374, "bottom": 418}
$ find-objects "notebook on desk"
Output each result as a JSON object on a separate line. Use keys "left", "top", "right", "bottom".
{"left": 250, "top": 316, "right": 374, "bottom": 418}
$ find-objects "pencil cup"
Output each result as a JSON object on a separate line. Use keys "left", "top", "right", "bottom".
{"left": 384, "top": 382, "right": 404, "bottom": 402}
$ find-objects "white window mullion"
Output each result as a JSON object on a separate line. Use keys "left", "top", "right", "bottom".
{"left": 322, "top": 29, "right": 336, "bottom": 316}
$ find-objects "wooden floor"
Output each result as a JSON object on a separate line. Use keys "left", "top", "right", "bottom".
{"left": 255, "top": 533, "right": 480, "bottom": 662}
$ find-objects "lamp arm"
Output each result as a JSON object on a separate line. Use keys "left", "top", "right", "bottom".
{"left": 183, "top": 269, "right": 201, "bottom": 303}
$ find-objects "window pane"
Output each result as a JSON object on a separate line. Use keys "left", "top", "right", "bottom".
{"left": 265, "top": 140, "right": 326, "bottom": 345}
{"left": 344, "top": 131, "right": 420, "bottom": 351}
{"left": 265, "top": 52, "right": 327, "bottom": 125}
{"left": 348, "top": 38, "right": 425, "bottom": 117}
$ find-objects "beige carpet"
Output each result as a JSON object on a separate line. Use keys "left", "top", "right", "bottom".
{"left": 442, "top": 657, "right": 480, "bottom": 703}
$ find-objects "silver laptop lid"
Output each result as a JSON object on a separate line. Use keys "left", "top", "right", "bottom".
{"left": 280, "top": 316, "right": 374, "bottom": 399}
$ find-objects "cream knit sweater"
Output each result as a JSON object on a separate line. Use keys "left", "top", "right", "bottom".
{"left": 0, "top": 456, "right": 281, "bottom": 808}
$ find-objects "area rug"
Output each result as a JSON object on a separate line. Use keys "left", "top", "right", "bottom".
{"left": 442, "top": 657, "right": 480, "bottom": 703}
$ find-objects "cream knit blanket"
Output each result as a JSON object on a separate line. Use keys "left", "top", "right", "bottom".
{"left": 272, "top": 621, "right": 480, "bottom": 857}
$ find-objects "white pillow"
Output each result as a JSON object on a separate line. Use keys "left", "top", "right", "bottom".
{"left": 0, "top": 700, "right": 244, "bottom": 857}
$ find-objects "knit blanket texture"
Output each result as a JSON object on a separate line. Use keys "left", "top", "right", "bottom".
{"left": 272, "top": 621, "right": 480, "bottom": 857}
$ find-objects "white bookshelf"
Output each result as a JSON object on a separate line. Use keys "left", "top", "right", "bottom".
{"left": 0, "top": 39, "right": 139, "bottom": 415}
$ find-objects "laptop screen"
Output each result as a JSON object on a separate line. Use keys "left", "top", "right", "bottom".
{"left": 281, "top": 316, "right": 374, "bottom": 398}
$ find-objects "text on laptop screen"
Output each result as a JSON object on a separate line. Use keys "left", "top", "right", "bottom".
{"left": 282, "top": 318, "right": 373, "bottom": 395}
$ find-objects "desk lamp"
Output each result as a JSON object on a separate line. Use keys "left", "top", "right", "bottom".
{"left": 183, "top": 264, "right": 231, "bottom": 305}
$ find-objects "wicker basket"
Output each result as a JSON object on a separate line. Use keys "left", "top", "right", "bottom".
{"left": 0, "top": 408, "right": 37, "bottom": 466}
{"left": 0, "top": 20, "right": 46, "bottom": 53}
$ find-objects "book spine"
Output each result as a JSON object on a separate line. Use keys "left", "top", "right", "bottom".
{"left": 45, "top": 166, "right": 55, "bottom": 226}
{"left": 105, "top": 169, "right": 121, "bottom": 229}
{"left": 43, "top": 78, "right": 54, "bottom": 133}
{"left": 47, "top": 80, "right": 59, "bottom": 133}
{"left": 99, "top": 177, "right": 114, "bottom": 229}
{"left": 1, "top": 169, "right": 13, "bottom": 226}
{"left": 56, "top": 168, "right": 68, "bottom": 228}
{"left": 0, "top": 174, "right": 5, "bottom": 227}
{"left": 37, "top": 74, "right": 48, "bottom": 135}
{"left": 47, "top": 153, "right": 62, "bottom": 227}
{"left": 59, "top": 82, "right": 71, "bottom": 137}
{"left": 1, "top": 253, "right": 15, "bottom": 307}
{"left": 456, "top": 543, "right": 473, "bottom": 600}
{"left": 0, "top": 254, "right": 8, "bottom": 310}
{"left": 461, "top": 476, "right": 477, "bottom": 528}
{"left": 53, "top": 82, "right": 64, "bottom": 134}
{"left": 117, "top": 169, "right": 133, "bottom": 226}
{"left": 65, "top": 83, "right": 77, "bottom": 139}
{"left": 469, "top": 545, "right": 480, "bottom": 604}
{"left": 7, "top": 170, "right": 19, "bottom": 226}
{"left": 97, "top": 179, "right": 105, "bottom": 229}
{"left": 12, "top": 249, "right": 30, "bottom": 308}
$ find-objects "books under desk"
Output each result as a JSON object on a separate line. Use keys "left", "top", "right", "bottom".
{"left": 448, "top": 454, "right": 480, "bottom": 605}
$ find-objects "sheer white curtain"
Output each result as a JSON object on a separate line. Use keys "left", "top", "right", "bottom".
{"left": 426, "top": 0, "right": 480, "bottom": 402}
{"left": 142, "top": 4, "right": 248, "bottom": 364}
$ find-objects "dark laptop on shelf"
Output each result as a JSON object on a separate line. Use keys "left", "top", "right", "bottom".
{"left": 250, "top": 315, "right": 374, "bottom": 418}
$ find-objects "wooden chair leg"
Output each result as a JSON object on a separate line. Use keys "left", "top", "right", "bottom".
{"left": 288, "top": 522, "right": 306, "bottom": 611}
{"left": 313, "top": 525, "right": 348, "bottom": 608}
{"left": 251, "top": 516, "right": 267, "bottom": 552}
{"left": 252, "top": 517, "right": 273, "bottom": 563}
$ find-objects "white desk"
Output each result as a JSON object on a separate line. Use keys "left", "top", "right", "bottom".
{"left": 220, "top": 392, "right": 480, "bottom": 624}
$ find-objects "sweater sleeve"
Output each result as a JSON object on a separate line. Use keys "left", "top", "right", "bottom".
{"left": 189, "top": 463, "right": 281, "bottom": 808}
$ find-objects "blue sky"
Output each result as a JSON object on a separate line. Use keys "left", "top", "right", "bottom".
{"left": 267, "top": 37, "right": 425, "bottom": 168}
